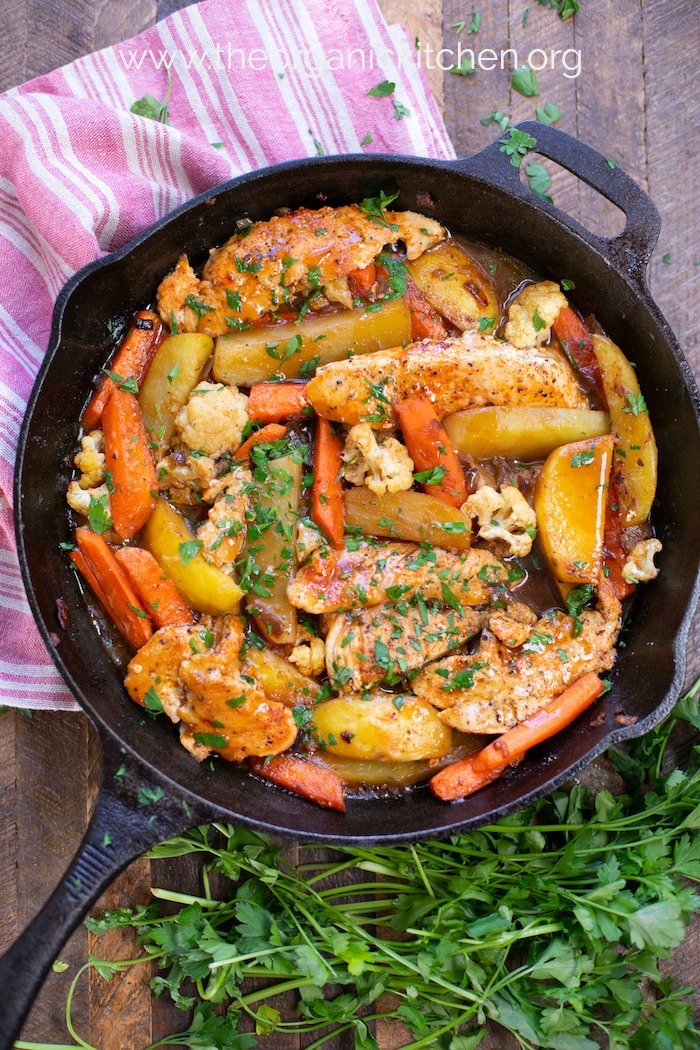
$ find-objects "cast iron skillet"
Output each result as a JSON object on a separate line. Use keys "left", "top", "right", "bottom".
{"left": 2, "top": 122, "right": 700, "bottom": 1044}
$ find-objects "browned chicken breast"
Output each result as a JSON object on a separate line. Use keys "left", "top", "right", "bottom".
{"left": 197, "top": 467, "right": 251, "bottom": 573}
{"left": 413, "top": 584, "right": 621, "bottom": 733}
{"left": 125, "top": 615, "right": 297, "bottom": 762}
{"left": 325, "top": 601, "right": 485, "bottom": 692}
{"left": 157, "top": 205, "right": 445, "bottom": 334}
{"left": 287, "top": 541, "right": 510, "bottom": 615}
{"left": 306, "top": 332, "right": 588, "bottom": 428}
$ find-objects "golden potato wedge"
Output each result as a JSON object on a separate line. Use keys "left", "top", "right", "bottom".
{"left": 245, "top": 453, "right": 302, "bottom": 646}
{"left": 320, "top": 735, "right": 484, "bottom": 785}
{"left": 407, "top": 241, "right": 499, "bottom": 331}
{"left": 243, "top": 643, "right": 320, "bottom": 707}
{"left": 139, "top": 333, "right": 214, "bottom": 452}
{"left": 213, "top": 298, "right": 411, "bottom": 387}
{"left": 312, "top": 695, "right": 453, "bottom": 762}
{"left": 534, "top": 434, "right": 614, "bottom": 585}
{"left": 344, "top": 488, "right": 472, "bottom": 550}
{"left": 444, "top": 407, "right": 610, "bottom": 461}
{"left": 142, "top": 498, "right": 242, "bottom": 614}
{"left": 592, "top": 334, "right": 658, "bottom": 527}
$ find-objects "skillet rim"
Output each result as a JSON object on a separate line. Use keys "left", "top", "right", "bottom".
{"left": 13, "top": 149, "right": 700, "bottom": 845}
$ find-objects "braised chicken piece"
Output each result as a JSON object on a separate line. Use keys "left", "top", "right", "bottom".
{"left": 125, "top": 615, "right": 297, "bottom": 762}
{"left": 157, "top": 205, "right": 445, "bottom": 334}
{"left": 306, "top": 331, "right": 587, "bottom": 429}
{"left": 197, "top": 467, "right": 251, "bottom": 572}
{"left": 287, "top": 541, "right": 511, "bottom": 615}
{"left": 413, "top": 581, "right": 621, "bottom": 734}
{"left": 324, "top": 601, "right": 485, "bottom": 692}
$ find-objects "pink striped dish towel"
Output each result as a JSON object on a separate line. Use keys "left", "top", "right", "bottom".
{"left": 0, "top": 0, "right": 454, "bottom": 710}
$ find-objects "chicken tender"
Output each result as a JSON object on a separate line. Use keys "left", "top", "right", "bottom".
{"left": 413, "top": 583, "right": 621, "bottom": 733}
{"left": 197, "top": 467, "right": 251, "bottom": 572}
{"left": 157, "top": 205, "right": 445, "bottom": 334}
{"left": 307, "top": 332, "right": 587, "bottom": 429}
{"left": 287, "top": 541, "right": 510, "bottom": 615}
{"left": 175, "top": 382, "right": 249, "bottom": 457}
{"left": 504, "top": 280, "right": 568, "bottom": 349}
{"left": 325, "top": 600, "right": 485, "bottom": 692}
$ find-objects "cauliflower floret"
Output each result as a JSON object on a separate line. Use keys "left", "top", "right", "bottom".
{"left": 503, "top": 280, "right": 567, "bottom": 349}
{"left": 462, "top": 484, "right": 537, "bottom": 557}
{"left": 623, "top": 538, "right": 662, "bottom": 584}
{"left": 66, "top": 481, "right": 110, "bottom": 518}
{"left": 74, "top": 430, "right": 105, "bottom": 489}
{"left": 289, "top": 637, "right": 326, "bottom": 678}
{"left": 175, "top": 382, "right": 249, "bottom": 457}
{"left": 342, "top": 423, "right": 414, "bottom": 496}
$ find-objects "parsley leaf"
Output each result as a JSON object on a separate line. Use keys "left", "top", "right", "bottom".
{"left": 366, "top": 80, "right": 395, "bottom": 97}
{"left": 87, "top": 493, "right": 113, "bottom": 535}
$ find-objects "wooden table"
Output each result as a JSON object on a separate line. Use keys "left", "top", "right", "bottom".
{"left": 1, "top": 0, "right": 698, "bottom": 1045}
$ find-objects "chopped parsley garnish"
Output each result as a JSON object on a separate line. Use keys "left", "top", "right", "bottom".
{"left": 359, "top": 190, "right": 400, "bottom": 231}
{"left": 87, "top": 493, "right": 113, "bottom": 535}
{"left": 102, "top": 368, "right": 138, "bottom": 394}
{"left": 414, "top": 466, "right": 447, "bottom": 486}
{"left": 623, "top": 391, "right": 648, "bottom": 416}
{"left": 185, "top": 294, "right": 214, "bottom": 318}
{"left": 179, "top": 539, "right": 203, "bottom": 566}
{"left": 366, "top": 80, "right": 395, "bottom": 97}
{"left": 570, "top": 448, "right": 595, "bottom": 467}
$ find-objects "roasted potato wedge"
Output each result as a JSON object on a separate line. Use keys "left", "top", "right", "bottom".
{"left": 445, "top": 406, "right": 610, "bottom": 461}
{"left": 592, "top": 334, "right": 658, "bottom": 527}
{"left": 344, "top": 488, "right": 472, "bottom": 549}
{"left": 142, "top": 498, "right": 242, "bottom": 614}
{"left": 243, "top": 643, "right": 320, "bottom": 706}
{"left": 245, "top": 453, "right": 302, "bottom": 646}
{"left": 139, "top": 333, "right": 213, "bottom": 452}
{"left": 312, "top": 695, "right": 454, "bottom": 762}
{"left": 534, "top": 435, "right": 614, "bottom": 585}
{"left": 213, "top": 298, "right": 411, "bottom": 387}
{"left": 407, "top": 241, "right": 499, "bottom": 331}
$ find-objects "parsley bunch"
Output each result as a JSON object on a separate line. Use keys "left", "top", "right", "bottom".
{"left": 34, "top": 682, "right": 700, "bottom": 1050}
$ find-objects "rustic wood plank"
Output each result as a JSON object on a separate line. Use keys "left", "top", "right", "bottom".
{"left": 0, "top": 0, "right": 28, "bottom": 92}
{"left": 573, "top": 0, "right": 646, "bottom": 236}
{"left": 88, "top": 857, "right": 154, "bottom": 1050}
{"left": 507, "top": 0, "right": 579, "bottom": 220}
{"left": 0, "top": 712, "right": 19, "bottom": 956}
{"left": 442, "top": 0, "right": 511, "bottom": 159}
{"left": 379, "top": 0, "right": 443, "bottom": 111}
{"left": 13, "top": 711, "right": 95, "bottom": 1042}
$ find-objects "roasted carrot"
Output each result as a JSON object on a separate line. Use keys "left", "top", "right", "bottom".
{"left": 603, "top": 478, "right": 635, "bottom": 600}
{"left": 249, "top": 755, "right": 346, "bottom": 811}
{"left": 82, "top": 310, "right": 164, "bottom": 431}
{"left": 72, "top": 528, "right": 153, "bottom": 650}
{"left": 311, "top": 417, "right": 345, "bottom": 548}
{"left": 553, "top": 307, "right": 605, "bottom": 403}
{"left": 348, "top": 262, "right": 377, "bottom": 298}
{"left": 232, "top": 423, "right": 288, "bottom": 462}
{"left": 114, "top": 546, "right": 194, "bottom": 628}
{"left": 395, "top": 396, "right": 469, "bottom": 508}
{"left": 430, "top": 672, "right": 606, "bottom": 801}
{"left": 102, "top": 388, "right": 158, "bottom": 540}
{"left": 404, "top": 279, "right": 448, "bottom": 341}
{"left": 248, "top": 383, "right": 312, "bottom": 423}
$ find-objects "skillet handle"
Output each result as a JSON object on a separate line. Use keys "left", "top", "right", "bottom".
{"left": 453, "top": 120, "right": 661, "bottom": 288}
{"left": 0, "top": 743, "right": 202, "bottom": 1049}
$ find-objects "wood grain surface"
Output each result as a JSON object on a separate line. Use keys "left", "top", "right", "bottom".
{"left": 1, "top": 0, "right": 699, "bottom": 1045}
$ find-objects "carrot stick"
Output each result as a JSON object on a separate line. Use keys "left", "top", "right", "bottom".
{"left": 233, "top": 423, "right": 288, "bottom": 462}
{"left": 311, "top": 417, "right": 345, "bottom": 548}
{"left": 249, "top": 755, "right": 346, "bottom": 812}
{"left": 102, "top": 388, "right": 158, "bottom": 540}
{"left": 395, "top": 396, "right": 468, "bottom": 508}
{"left": 82, "top": 310, "right": 164, "bottom": 431}
{"left": 248, "top": 383, "right": 312, "bottom": 423}
{"left": 114, "top": 546, "right": 194, "bottom": 628}
{"left": 553, "top": 307, "right": 605, "bottom": 402}
{"left": 430, "top": 672, "right": 605, "bottom": 801}
{"left": 348, "top": 262, "right": 377, "bottom": 298}
{"left": 603, "top": 478, "right": 635, "bottom": 601}
{"left": 404, "top": 278, "right": 448, "bottom": 341}
{"left": 72, "top": 528, "right": 153, "bottom": 650}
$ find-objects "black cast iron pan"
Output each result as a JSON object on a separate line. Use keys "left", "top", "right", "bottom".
{"left": 3, "top": 122, "right": 700, "bottom": 1044}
